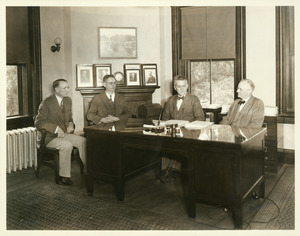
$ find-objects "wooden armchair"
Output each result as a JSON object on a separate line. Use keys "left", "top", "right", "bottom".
{"left": 35, "top": 129, "right": 84, "bottom": 184}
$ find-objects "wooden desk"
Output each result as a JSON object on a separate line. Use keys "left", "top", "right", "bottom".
{"left": 84, "top": 121, "right": 266, "bottom": 228}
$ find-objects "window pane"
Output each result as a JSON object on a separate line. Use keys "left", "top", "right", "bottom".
{"left": 191, "top": 60, "right": 234, "bottom": 106}
{"left": 6, "top": 65, "right": 19, "bottom": 116}
{"left": 191, "top": 61, "right": 210, "bottom": 106}
{"left": 211, "top": 60, "right": 234, "bottom": 105}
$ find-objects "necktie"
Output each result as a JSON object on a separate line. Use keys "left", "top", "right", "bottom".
{"left": 109, "top": 95, "right": 113, "bottom": 102}
{"left": 238, "top": 100, "right": 245, "bottom": 105}
{"left": 60, "top": 100, "right": 64, "bottom": 110}
{"left": 177, "top": 96, "right": 184, "bottom": 100}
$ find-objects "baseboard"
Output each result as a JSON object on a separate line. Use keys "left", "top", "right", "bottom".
{"left": 278, "top": 148, "right": 295, "bottom": 165}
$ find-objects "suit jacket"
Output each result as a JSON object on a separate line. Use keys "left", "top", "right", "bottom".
{"left": 162, "top": 93, "right": 205, "bottom": 122}
{"left": 87, "top": 93, "right": 131, "bottom": 125}
{"left": 220, "top": 96, "right": 265, "bottom": 128}
{"left": 35, "top": 94, "right": 73, "bottom": 145}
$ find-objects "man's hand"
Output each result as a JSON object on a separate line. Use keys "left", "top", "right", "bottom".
{"left": 56, "top": 126, "right": 65, "bottom": 138}
{"left": 100, "top": 115, "right": 120, "bottom": 123}
{"left": 66, "top": 122, "right": 74, "bottom": 134}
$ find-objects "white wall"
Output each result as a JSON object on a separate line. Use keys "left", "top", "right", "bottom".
{"left": 246, "top": 6, "right": 276, "bottom": 106}
{"left": 40, "top": 7, "right": 173, "bottom": 132}
{"left": 246, "top": 6, "right": 294, "bottom": 150}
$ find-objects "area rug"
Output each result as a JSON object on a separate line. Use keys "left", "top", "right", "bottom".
{"left": 6, "top": 184, "right": 215, "bottom": 230}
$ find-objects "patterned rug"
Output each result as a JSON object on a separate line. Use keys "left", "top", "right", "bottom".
{"left": 6, "top": 184, "right": 215, "bottom": 230}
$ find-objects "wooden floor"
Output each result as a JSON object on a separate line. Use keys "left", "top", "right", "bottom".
{"left": 6, "top": 159, "right": 295, "bottom": 230}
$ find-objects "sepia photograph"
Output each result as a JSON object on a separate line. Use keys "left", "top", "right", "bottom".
{"left": 94, "top": 64, "right": 111, "bottom": 87}
{"left": 2, "top": 1, "right": 298, "bottom": 235}
{"left": 76, "top": 64, "right": 94, "bottom": 88}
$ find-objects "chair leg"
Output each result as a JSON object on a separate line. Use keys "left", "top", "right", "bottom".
{"left": 54, "top": 153, "right": 60, "bottom": 184}
{"left": 35, "top": 150, "right": 42, "bottom": 177}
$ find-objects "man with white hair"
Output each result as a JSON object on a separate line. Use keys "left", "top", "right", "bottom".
{"left": 220, "top": 79, "right": 265, "bottom": 127}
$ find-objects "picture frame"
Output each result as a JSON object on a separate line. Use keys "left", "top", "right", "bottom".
{"left": 76, "top": 64, "right": 94, "bottom": 88}
{"left": 93, "top": 64, "right": 112, "bottom": 87}
{"left": 125, "top": 69, "right": 141, "bottom": 86}
{"left": 98, "top": 27, "right": 137, "bottom": 59}
{"left": 142, "top": 64, "right": 158, "bottom": 86}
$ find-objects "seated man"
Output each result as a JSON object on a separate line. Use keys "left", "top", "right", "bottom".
{"left": 87, "top": 74, "right": 131, "bottom": 124}
{"left": 160, "top": 75, "right": 205, "bottom": 182}
{"left": 220, "top": 79, "right": 264, "bottom": 128}
{"left": 35, "top": 79, "right": 86, "bottom": 186}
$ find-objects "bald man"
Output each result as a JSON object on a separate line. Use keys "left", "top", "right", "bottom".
{"left": 220, "top": 79, "right": 265, "bottom": 128}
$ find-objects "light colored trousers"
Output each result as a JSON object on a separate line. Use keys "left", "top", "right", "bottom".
{"left": 46, "top": 134, "right": 86, "bottom": 177}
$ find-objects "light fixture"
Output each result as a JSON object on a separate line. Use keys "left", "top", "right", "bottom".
{"left": 50, "top": 37, "right": 62, "bottom": 52}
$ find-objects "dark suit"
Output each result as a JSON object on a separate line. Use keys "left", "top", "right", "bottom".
{"left": 35, "top": 95, "right": 73, "bottom": 145}
{"left": 87, "top": 93, "right": 131, "bottom": 125}
{"left": 35, "top": 94, "right": 86, "bottom": 177}
{"left": 161, "top": 93, "right": 205, "bottom": 172}
{"left": 162, "top": 93, "right": 205, "bottom": 121}
{"left": 220, "top": 96, "right": 264, "bottom": 128}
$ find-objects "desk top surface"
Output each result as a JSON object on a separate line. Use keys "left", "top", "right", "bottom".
{"left": 84, "top": 118, "right": 266, "bottom": 144}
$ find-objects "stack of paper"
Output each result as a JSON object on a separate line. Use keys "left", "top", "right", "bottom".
{"left": 184, "top": 121, "right": 214, "bottom": 130}
{"left": 264, "top": 106, "right": 278, "bottom": 116}
{"left": 152, "top": 120, "right": 189, "bottom": 127}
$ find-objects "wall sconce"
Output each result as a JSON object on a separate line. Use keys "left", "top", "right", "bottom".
{"left": 50, "top": 37, "right": 62, "bottom": 52}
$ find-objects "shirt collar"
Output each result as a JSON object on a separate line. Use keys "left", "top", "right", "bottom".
{"left": 55, "top": 94, "right": 63, "bottom": 105}
{"left": 105, "top": 92, "right": 115, "bottom": 100}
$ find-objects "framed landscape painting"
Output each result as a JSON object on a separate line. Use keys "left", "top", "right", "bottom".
{"left": 98, "top": 27, "right": 137, "bottom": 59}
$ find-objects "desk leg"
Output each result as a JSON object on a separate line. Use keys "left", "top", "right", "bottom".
{"left": 258, "top": 179, "right": 265, "bottom": 198}
{"left": 86, "top": 174, "right": 94, "bottom": 196}
{"left": 232, "top": 201, "right": 243, "bottom": 229}
{"left": 187, "top": 155, "right": 196, "bottom": 218}
{"left": 116, "top": 178, "right": 125, "bottom": 201}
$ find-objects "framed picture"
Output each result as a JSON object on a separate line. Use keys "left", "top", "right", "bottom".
{"left": 125, "top": 69, "right": 141, "bottom": 86}
{"left": 98, "top": 27, "right": 137, "bottom": 59}
{"left": 94, "top": 64, "right": 111, "bottom": 87}
{"left": 76, "top": 64, "right": 93, "bottom": 88}
{"left": 142, "top": 64, "right": 158, "bottom": 86}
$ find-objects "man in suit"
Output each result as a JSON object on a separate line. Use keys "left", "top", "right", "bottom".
{"left": 87, "top": 74, "right": 131, "bottom": 125}
{"left": 160, "top": 75, "right": 205, "bottom": 182}
{"left": 162, "top": 75, "right": 205, "bottom": 121}
{"left": 35, "top": 79, "right": 86, "bottom": 186}
{"left": 220, "top": 79, "right": 265, "bottom": 128}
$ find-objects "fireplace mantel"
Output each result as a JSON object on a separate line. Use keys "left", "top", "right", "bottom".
{"left": 76, "top": 86, "right": 160, "bottom": 127}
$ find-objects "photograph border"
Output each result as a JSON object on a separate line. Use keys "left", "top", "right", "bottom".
{"left": 76, "top": 64, "right": 94, "bottom": 88}
{"left": 125, "top": 69, "right": 141, "bottom": 86}
{"left": 142, "top": 64, "right": 158, "bottom": 86}
{"left": 93, "top": 64, "right": 112, "bottom": 87}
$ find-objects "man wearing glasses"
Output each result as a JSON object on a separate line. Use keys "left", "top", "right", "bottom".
{"left": 162, "top": 75, "right": 205, "bottom": 121}
{"left": 160, "top": 75, "right": 205, "bottom": 182}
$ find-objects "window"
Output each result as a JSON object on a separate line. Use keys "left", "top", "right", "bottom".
{"left": 6, "top": 65, "right": 20, "bottom": 116}
{"left": 191, "top": 60, "right": 235, "bottom": 106}
{"left": 6, "top": 7, "right": 42, "bottom": 130}
{"left": 276, "top": 6, "right": 294, "bottom": 122}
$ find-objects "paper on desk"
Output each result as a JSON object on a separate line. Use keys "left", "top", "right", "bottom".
{"left": 152, "top": 119, "right": 189, "bottom": 127}
{"left": 184, "top": 121, "right": 214, "bottom": 130}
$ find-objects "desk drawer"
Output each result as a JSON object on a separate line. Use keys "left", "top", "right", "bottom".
{"left": 264, "top": 146, "right": 277, "bottom": 153}
{"left": 264, "top": 160, "right": 277, "bottom": 172}
{"left": 264, "top": 152, "right": 277, "bottom": 161}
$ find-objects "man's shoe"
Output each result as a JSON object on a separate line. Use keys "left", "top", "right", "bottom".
{"left": 59, "top": 177, "right": 73, "bottom": 186}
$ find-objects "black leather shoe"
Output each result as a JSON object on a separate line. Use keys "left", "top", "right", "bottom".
{"left": 59, "top": 177, "right": 73, "bottom": 186}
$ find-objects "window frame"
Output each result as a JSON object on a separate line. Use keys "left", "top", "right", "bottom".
{"left": 6, "top": 7, "right": 42, "bottom": 130}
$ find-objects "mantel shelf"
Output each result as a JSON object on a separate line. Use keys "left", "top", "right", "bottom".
{"left": 76, "top": 86, "right": 160, "bottom": 96}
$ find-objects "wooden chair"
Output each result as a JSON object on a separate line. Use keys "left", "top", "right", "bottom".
{"left": 35, "top": 129, "right": 84, "bottom": 184}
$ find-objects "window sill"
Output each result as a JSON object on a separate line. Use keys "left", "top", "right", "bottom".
{"left": 277, "top": 113, "right": 294, "bottom": 124}
{"left": 6, "top": 115, "right": 34, "bottom": 130}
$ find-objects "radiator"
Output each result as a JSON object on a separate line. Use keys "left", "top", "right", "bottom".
{"left": 6, "top": 127, "right": 37, "bottom": 173}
